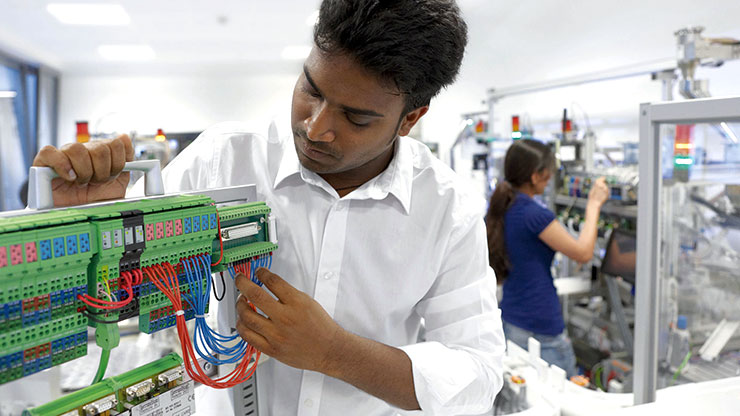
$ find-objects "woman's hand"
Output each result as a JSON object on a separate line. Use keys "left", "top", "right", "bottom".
{"left": 588, "top": 176, "right": 609, "bottom": 208}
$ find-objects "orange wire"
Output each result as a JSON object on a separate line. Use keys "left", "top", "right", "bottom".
{"left": 142, "top": 260, "right": 259, "bottom": 388}
{"left": 78, "top": 271, "right": 134, "bottom": 310}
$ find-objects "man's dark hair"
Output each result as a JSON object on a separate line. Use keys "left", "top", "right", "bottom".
{"left": 314, "top": 0, "right": 468, "bottom": 113}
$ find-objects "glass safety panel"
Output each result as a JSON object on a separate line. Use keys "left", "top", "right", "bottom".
{"left": 657, "top": 121, "right": 740, "bottom": 388}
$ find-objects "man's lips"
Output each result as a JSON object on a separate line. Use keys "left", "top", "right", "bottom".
{"left": 302, "top": 143, "right": 334, "bottom": 160}
{"left": 296, "top": 131, "right": 335, "bottom": 160}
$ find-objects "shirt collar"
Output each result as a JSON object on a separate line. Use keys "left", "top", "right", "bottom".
{"left": 368, "top": 137, "right": 413, "bottom": 214}
{"left": 273, "top": 136, "right": 414, "bottom": 215}
{"left": 274, "top": 143, "right": 301, "bottom": 187}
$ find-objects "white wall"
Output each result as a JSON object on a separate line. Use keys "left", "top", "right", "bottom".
{"left": 58, "top": 71, "right": 297, "bottom": 145}
{"left": 56, "top": 0, "right": 740, "bottom": 156}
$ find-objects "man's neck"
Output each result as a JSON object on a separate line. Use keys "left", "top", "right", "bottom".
{"left": 320, "top": 141, "right": 397, "bottom": 197}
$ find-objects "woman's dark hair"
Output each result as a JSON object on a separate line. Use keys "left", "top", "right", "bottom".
{"left": 313, "top": 0, "right": 468, "bottom": 113}
{"left": 486, "top": 139, "right": 556, "bottom": 281}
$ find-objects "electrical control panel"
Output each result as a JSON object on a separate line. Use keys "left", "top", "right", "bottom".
{"left": 0, "top": 194, "right": 277, "bottom": 387}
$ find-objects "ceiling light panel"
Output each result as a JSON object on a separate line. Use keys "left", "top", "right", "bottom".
{"left": 47, "top": 3, "right": 131, "bottom": 25}
{"left": 98, "top": 44, "right": 156, "bottom": 61}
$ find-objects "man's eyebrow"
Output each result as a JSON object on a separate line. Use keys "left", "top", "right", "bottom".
{"left": 303, "top": 65, "right": 385, "bottom": 118}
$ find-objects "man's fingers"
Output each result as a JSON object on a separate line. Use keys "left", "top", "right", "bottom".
{"left": 235, "top": 319, "right": 270, "bottom": 353}
{"left": 60, "top": 142, "right": 93, "bottom": 185}
{"left": 235, "top": 273, "right": 280, "bottom": 316}
{"left": 255, "top": 268, "right": 294, "bottom": 302}
{"left": 109, "top": 138, "right": 127, "bottom": 178}
{"left": 236, "top": 295, "right": 274, "bottom": 336}
{"left": 33, "top": 145, "right": 77, "bottom": 181}
{"left": 118, "top": 134, "right": 135, "bottom": 162}
{"left": 89, "top": 141, "right": 112, "bottom": 183}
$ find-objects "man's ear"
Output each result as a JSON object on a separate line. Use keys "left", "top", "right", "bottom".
{"left": 398, "top": 106, "right": 429, "bottom": 137}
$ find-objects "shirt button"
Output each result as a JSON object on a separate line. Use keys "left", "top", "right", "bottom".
{"left": 323, "top": 272, "right": 335, "bottom": 280}
{"left": 304, "top": 399, "right": 313, "bottom": 408}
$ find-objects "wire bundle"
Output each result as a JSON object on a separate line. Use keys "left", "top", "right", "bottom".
{"left": 185, "top": 255, "right": 253, "bottom": 366}
{"left": 227, "top": 253, "right": 273, "bottom": 287}
{"left": 78, "top": 270, "right": 138, "bottom": 310}
{"left": 143, "top": 259, "right": 260, "bottom": 388}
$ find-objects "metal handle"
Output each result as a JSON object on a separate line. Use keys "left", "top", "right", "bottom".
{"left": 27, "top": 160, "right": 165, "bottom": 210}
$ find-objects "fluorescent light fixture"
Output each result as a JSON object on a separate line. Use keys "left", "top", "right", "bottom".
{"left": 98, "top": 44, "right": 155, "bottom": 61}
{"left": 306, "top": 10, "right": 319, "bottom": 26}
{"left": 47, "top": 3, "right": 130, "bottom": 25}
{"left": 720, "top": 122, "right": 739, "bottom": 144}
{"left": 281, "top": 45, "right": 312, "bottom": 60}
{"left": 0, "top": 91, "right": 17, "bottom": 98}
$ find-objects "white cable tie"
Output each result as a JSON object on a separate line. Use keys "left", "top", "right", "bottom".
{"left": 175, "top": 310, "right": 185, "bottom": 316}
{"left": 194, "top": 314, "right": 205, "bottom": 318}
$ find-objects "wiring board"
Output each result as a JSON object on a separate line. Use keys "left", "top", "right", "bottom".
{"left": 23, "top": 353, "right": 191, "bottom": 416}
{"left": 0, "top": 194, "right": 277, "bottom": 389}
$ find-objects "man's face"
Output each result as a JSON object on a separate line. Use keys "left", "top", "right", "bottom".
{"left": 291, "top": 48, "right": 425, "bottom": 181}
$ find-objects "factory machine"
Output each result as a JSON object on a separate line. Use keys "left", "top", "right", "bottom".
{"left": 0, "top": 161, "right": 277, "bottom": 416}
{"left": 474, "top": 28, "right": 740, "bottom": 415}
{"left": 550, "top": 137, "right": 641, "bottom": 396}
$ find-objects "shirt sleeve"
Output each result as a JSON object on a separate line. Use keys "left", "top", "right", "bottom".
{"left": 398, "top": 212, "right": 505, "bottom": 415}
{"left": 523, "top": 202, "right": 556, "bottom": 235}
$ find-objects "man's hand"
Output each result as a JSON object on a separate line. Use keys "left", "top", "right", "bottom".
{"left": 31, "top": 135, "right": 134, "bottom": 207}
{"left": 235, "top": 268, "right": 420, "bottom": 410}
{"left": 234, "top": 268, "right": 346, "bottom": 373}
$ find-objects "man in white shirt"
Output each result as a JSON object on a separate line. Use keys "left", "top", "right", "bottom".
{"left": 33, "top": 0, "right": 505, "bottom": 414}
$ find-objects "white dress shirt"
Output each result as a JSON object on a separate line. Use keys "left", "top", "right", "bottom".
{"left": 145, "top": 120, "right": 505, "bottom": 415}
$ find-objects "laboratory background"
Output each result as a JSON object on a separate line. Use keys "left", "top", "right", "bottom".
{"left": 0, "top": 0, "right": 740, "bottom": 415}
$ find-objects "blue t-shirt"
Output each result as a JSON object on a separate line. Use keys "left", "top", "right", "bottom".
{"left": 499, "top": 193, "right": 564, "bottom": 335}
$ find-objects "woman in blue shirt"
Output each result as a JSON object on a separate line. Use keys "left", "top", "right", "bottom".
{"left": 486, "top": 139, "right": 608, "bottom": 377}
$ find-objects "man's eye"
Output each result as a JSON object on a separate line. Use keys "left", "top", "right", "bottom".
{"left": 302, "top": 86, "right": 321, "bottom": 99}
{"left": 346, "top": 113, "right": 371, "bottom": 127}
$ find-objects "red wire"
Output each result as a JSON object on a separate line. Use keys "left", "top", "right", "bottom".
{"left": 78, "top": 271, "right": 134, "bottom": 310}
{"left": 145, "top": 261, "right": 260, "bottom": 388}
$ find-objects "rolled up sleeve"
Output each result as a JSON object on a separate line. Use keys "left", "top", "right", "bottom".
{"left": 399, "top": 216, "right": 505, "bottom": 415}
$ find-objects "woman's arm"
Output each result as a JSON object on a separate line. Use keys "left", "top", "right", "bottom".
{"left": 538, "top": 177, "right": 609, "bottom": 263}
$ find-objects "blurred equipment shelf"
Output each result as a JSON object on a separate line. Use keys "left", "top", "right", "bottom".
{"left": 554, "top": 194, "right": 638, "bottom": 218}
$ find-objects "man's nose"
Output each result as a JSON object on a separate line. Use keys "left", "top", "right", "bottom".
{"left": 304, "top": 103, "right": 336, "bottom": 142}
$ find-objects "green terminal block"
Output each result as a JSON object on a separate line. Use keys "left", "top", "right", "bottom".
{"left": 1, "top": 194, "right": 277, "bottom": 386}
{"left": 23, "top": 353, "right": 185, "bottom": 416}
{"left": 211, "top": 202, "right": 278, "bottom": 273}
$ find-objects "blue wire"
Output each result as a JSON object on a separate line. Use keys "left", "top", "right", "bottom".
{"left": 179, "top": 259, "right": 196, "bottom": 309}
{"left": 185, "top": 252, "right": 276, "bottom": 365}
{"left": 187, "top": 254, "right": 250, "bottom": 365}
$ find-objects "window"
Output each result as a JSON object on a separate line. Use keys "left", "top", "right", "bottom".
{"left": 0, "top": 53, "right": 58, "bottom": 211}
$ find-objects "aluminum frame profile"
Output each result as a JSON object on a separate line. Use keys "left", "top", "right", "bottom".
{"left": 634, "top": 96, "right": 740, "bottom": 405}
